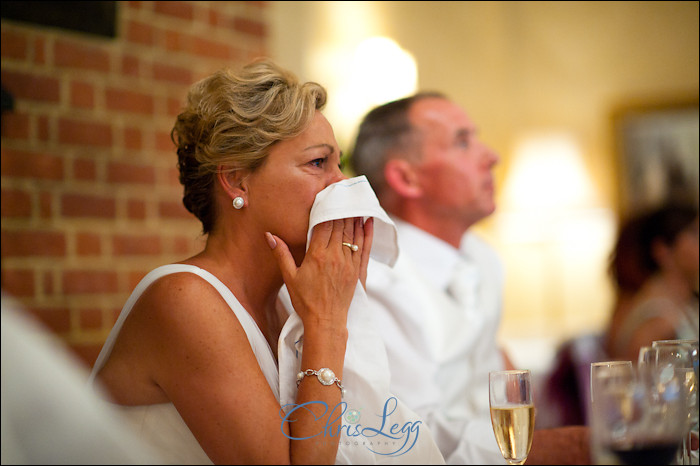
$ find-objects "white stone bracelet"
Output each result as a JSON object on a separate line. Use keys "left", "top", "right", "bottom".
{"left": 296, "top": 367, "right": 346, "bottom": 397}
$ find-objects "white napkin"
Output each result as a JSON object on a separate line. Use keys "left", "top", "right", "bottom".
{"left": 306, "top": 175, "right": 399, "bottom": 267}
{"left": 277, "top": 176, "right": 444, "bottom": 464}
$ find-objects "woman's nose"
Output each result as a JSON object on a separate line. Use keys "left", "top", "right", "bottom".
{"left": 330, "top": 165, "right": 347, "bottom": 184}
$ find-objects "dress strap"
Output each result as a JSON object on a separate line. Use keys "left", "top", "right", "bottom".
{"left": 89, "top": 264, "right": 279, "bottom": 400}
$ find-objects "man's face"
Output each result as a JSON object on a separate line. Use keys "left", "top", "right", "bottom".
{"left": 408, "top": 97, "right": 499, "bottom": 227}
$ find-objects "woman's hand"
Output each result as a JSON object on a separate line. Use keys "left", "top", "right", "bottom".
{"left": 266, "top": 216, "right": 372, "bottom": 330}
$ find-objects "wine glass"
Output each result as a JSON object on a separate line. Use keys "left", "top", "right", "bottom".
{"left": 489, "top": 370, "right": 535, "bottom": 465}
{"left": 589, "top": 361, "right": 634, "bottom": 464}
{"left": 652, "top": 339, "right": 698, "bottom": 464}
{"left": 591, "top": 357, "right": 686, "bottom": 465}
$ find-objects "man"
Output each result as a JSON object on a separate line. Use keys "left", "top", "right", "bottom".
{"left": 350, "top": 93, "right": 590, "bottom": 464}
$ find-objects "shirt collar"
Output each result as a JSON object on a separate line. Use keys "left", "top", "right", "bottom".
{"left": 392, "top": 217, "right": 462, "bottom": 291}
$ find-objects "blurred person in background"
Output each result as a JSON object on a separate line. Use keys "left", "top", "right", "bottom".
{"left": 538, "top": 200, "right": 699, "bottom": 429}
{"left": 1, "top": 291, "right": 160, "bottom": 464}
{"left": 604, "top": 201, "right": 699, "bottom": 362}
{"left": 350, "top": 92, "right": 590, "bottom": 464}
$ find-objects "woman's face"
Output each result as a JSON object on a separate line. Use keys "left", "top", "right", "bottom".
{"left": 245, "top": 111, "right": 346, "bottom": 256}
{"left": 670, "top": 216, "right": 700, "bottom": 289}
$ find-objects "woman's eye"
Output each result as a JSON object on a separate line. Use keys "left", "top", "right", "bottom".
{"left": 309, "top": 158, "right": 326, "bottom": 168}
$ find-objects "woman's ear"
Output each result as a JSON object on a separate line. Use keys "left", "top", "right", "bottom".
{"left": 217, "top": 166, "right": 249, "bottom": 202}
{"left": 384, "top": 158, "right": 421, "bottom": 199}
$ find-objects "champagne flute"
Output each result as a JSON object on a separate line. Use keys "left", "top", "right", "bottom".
{"left": 489, "top": 370, "right": 535, "bottom": 465}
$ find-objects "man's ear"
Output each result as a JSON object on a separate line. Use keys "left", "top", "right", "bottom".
{"left": 384, "top": 158, "right": 421, "bottom": 199}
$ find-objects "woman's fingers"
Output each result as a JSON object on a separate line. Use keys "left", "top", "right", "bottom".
{"left": 359, "top": 217, "right": 374, "bottom": 289}
{"left": 265, "top": 232, "right": 296, "bottom": 283}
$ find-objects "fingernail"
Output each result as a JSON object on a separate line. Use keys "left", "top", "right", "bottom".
{"left": 265, "top": 232, "right": 277, "bottom": 249}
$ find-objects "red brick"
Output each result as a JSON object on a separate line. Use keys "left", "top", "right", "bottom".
{"left": 105, "top": 87, "right": 154, "bottom": 115}
{"left": 154, "top": 1, "right": 194, "bottom": 21}
{"left": 79, "top": 308, "right": 102, "bottom": 330}
{"left": 58, "top": 118, "right": 112, "bottom": 147}
{"left": 26, "top": 306, "right": 71, "bottom": 334}
{"left": 73, "top": 157, "right": 97, "bottom": 181}
{"left": 121, "top": 54, "right": 140, "bottom": 77}
{"left": 1, "top": 188, "right": 32, "bottom": 218}
{"left": 34, "top": 36, "right": 46, "bottom": 65}
{"left": 76, "top": 232, "right": 101, "bottom": 256}
{"left": 63, "top": 270, "right": 119, "bottom": 294}
{"left": 39, "top": 191, "right": 52, "bottom": 219}
{"left": 126, "top": 199, "right": 146, "bottom": 219}
{"left": 233, "top": 17, "right": 267, "bottom": 37}
{"left": 168, "top": 97, "right": 184, "bottom": 116}
{"left": 113, "top": 234, "right": 161, "bottom": 255}
{"left": 193, "top": 37, "right": 233, "bottom": 60}
{"left": 1, "top": 70, "right": 60, "bottom": 103}
{"left": 0, "top": 147, "right": 63, "bottom": 180}
{"left": 1, "top": 230, "right": 67, "bottom": 257}
{"left": 37, "top": 115, "right": 50, "bottom": 141}
{"left": 42, "top": 269, "right": 56, "bottom": 294}
{"left": 70, "top": 81, "right": 95, "bottom": 109}
{"left": 153, "top": 62, "right": 192, "bottom": 85}
{"left": 61, "top": 193, "right": 116, "bottom": 218}
{"left": 156, "top": 130, "right": 176, "bottom": 152}
{"left": 1, "top": 112, "right": 30, "bottom": 139}
{"left": 159, "top": 200, "right": 192, "bottom": 219}
{"left": 54, "top": 39, "right": 110, "bottom": 72}
{"left": 1, "top": 29, "right": 28, "bottom": 60}
{"left": 125, "top": 20, "right": 155, "bottom": 46}
{"left": 163, "top": 30, "right": 187, "bottom": 53}
{"left": 1, "top": 269, "right": 35, "bottom": 296}
{"left": 165, "top": 166, "right": 181, "bottom": 187}
{"left": 107, "top": 161, "right": 156, "bottom": 184}
{"left": 123, "top": 127, "right": 142, "bottom": 150}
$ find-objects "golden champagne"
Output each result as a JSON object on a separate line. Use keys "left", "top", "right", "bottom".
{"left": 489, "top": 404, "right": 535, "bottom": 465}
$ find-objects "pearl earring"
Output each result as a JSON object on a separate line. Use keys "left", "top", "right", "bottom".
{"left": 232, "top": 197, "right": 244, "bottom": 209}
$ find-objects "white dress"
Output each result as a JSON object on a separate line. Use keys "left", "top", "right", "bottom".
{"left": 89, "top": 264, "right": 279, "bottom": 464}
{"left": 90, "top": 266, "right": 445, "bottom": 465}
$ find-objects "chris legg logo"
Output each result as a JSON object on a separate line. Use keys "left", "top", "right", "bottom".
{"left": 279, "top": 397, "right": 421, "bottom": 457}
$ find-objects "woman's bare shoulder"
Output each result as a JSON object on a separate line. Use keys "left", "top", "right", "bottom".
{"left": 98, "top": 271, "right": 250, "bottom": 403}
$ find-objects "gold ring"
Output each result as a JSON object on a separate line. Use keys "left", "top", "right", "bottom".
{"left": 342, "top": 242, "right": 359, "bottom": 252}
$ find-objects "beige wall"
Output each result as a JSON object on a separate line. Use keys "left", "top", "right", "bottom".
{"left": 267, "top": 1, "right": 699, "bottom": 363}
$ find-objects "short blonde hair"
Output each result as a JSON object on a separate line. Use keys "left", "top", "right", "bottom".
{"left": 171, "top": 59, "right": 327, "bottom": 233}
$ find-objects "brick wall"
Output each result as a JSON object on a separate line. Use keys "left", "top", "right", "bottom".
{"left": 1, "top": 1, "right": 268, "bottom": 368}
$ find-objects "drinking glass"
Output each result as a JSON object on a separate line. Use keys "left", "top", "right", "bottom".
{"left": 652, "top": 339, "right": 699, "bottom": 464}
{"left": 489, "top": 370, "right": 535, "bottom": 465}
{"left": 591, "top": 359, "right": 686, "bottom": 465}
{"left": 589, "top": 361, "right": 634, "bottom": 464}
{"left": 638, "top": 346, "right": 658, "bottom": 368}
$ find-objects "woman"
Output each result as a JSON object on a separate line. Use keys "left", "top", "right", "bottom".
{"left": 605, "top": 202, "right": 699, "bottom": 362}
{"left": 90, "top": 59, "right": 373, "bottom": 464}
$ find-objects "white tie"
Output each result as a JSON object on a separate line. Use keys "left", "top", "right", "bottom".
{"left": 447, "top": 259, "right": 480, "bottom": 311}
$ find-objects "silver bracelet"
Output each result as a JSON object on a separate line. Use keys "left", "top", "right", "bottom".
{"left": 296, "top": 367, "right": 346, "bottom": 397}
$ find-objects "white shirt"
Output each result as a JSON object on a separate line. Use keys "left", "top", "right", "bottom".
{"left": 365, "top": 219, "right": 507, "bottom": 464}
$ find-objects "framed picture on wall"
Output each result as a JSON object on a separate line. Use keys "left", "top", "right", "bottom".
{"left": 613, "top": 98, "right": 699, "bottom": 218}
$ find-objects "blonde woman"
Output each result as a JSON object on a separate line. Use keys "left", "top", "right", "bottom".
{"left": 90, "top": 60, "right": 371, "bottom": 464}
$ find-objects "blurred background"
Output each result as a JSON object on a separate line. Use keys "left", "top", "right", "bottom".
{"left": 1, "top": 1, "right": 698, "bottom": 376}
